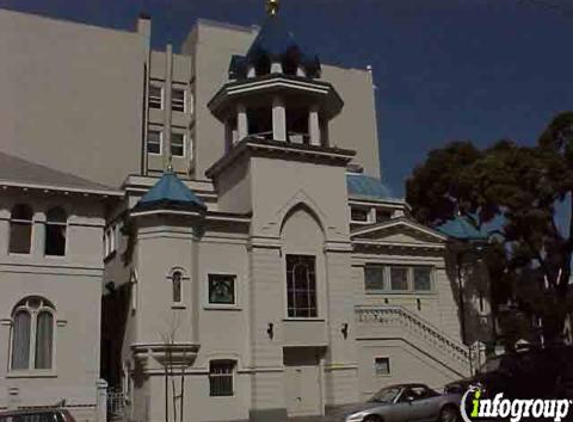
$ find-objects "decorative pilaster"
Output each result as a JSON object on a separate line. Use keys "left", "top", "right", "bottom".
{"left": 0, "top": 208, "right": 10, "bottom": 256}
{"left": 96, "top": 379, "right": 108, "bottom": 422}
{"left": 272, "top": 96, "right": 286, "bottom": 141}
{"left": 270, "top": 61, "right": 282, "bottom": 73}
{"left": 309, "top": 105, "right": 320, "bottom": 146}
{"left": 237, "top": 103, "right": 248, "bottom": 141}
{"left": 33, "top": 211, "right": 46, "bottom": 258}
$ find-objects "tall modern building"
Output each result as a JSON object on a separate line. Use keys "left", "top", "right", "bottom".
{"left": 0, "top": 2, "right": 491, "bottom": 421}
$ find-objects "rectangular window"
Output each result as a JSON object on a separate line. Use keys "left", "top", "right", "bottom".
{"left": 172, "top": 88, "right": 186, "bottom": 112}
{"left": 208, "top": 274, "right": 236, "bottom": 305}
{"left": 149, "top": 85, "right": 162, "bottom": 109}
{"left": 286, "top": 255, "right": 317, "bottom": 318}
{"left": 375, "top": 357, "right": 390, "bottom": 375}
{"left": 171, "top": 132, "right": 185, "bottom": 157}
{"left": 413, "top": 267, "right": 433, "bottom": 291}
{"left": 209, "top": 360, "right": 234, "bottom": 396}
{"left": 390, "top": 267, "right": 409, "bottom": 291}
{"left": 351, "top": 207, "right": 369, "bottom": 222}
{"left": 364, "top": 265, "right": 385, "bottom": 291}
{"left": 9, "top": 223, "right": 32, "bottom": 254}
{"left": 147, "top": 130, "right": 162, "bottom": 155}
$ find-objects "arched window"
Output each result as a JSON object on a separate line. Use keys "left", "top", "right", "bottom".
{"left": 286, "top": 255, "right": 317, "bottom": 318}
{"left": 11, "top": 296, "right": 55, "bottom": 370}
{"left": 9, "top": 204, "right": 33, "bottom": 254}
{"left": 45, "top": 207, "right": 67, "bottom": 256}
{"left": 167, "top": 269, "right": 186, "bottom": 305}
{"left": 172, "top": 271, "right": 182, "bottom": 303}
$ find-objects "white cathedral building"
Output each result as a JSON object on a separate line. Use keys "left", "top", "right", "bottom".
{"left": 0, "top": 2, "right": 491, "bottom": 421}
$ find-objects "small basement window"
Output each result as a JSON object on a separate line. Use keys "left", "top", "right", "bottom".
{"left": 375, "top": 357, "right": 390, "bottom": 376}
{"left": 209, "top": 360, "right": 235, "bottom": 396}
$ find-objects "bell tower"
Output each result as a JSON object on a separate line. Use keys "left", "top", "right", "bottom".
{"left": 206, "top": 1, "right": 360, "bottom": 418}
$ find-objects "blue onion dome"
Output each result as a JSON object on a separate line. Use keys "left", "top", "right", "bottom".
{"left": 230, "top": 15, "right": 320, "bottom": 79}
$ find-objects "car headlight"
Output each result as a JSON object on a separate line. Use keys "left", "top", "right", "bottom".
{"left": 345, "top": 411, "right": 369, "bottom": 422}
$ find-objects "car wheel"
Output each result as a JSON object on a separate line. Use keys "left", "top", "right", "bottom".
{"left": 362, "top": 416, "right": 382, "bottom": 422}
{"left": 439, "top": 406, "right": 460, "bottom": 422}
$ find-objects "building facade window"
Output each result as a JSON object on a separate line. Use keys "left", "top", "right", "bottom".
{"left": 9, "top": 204, "right": 33, "bottom": 254}
{"left": 11, "top": 296, "right": 55, "bottom": 371}
{"left": 147, "top": 130, "right": 162, "bottom": 155}
{"left": 390, "top": 267, "right": 409, "bottom": 291}
{"left": 374, "top": 357, "right": 390, "bottom": 376}
{"left": 286, "top": 254, "right": 317, "bottom": 318}
{"left": 171, "top": 88, "right": 186, "bottom": 112}
{"left": 171, "top": 132, "right": 185, "bottom": 157}
{"left": 413, "top": 267, "right": 432, "bottom": 291}
{"left": 364, "top": 265, "right": 385, "bottom": 290}
{"left": 149, "top": 85, "right": 163, "bottom": 109}
{"left": 171, "top": 271, "right": 182, "bottom": 304}
{"left": 104, "top": 224, "right": 118, "bottom": 258}
{"left": 208, "top": 274, "right": 236, "bottom": 305}
{"left": 350, "top": 207, "right": 369, "bottom": 222}
{"left": 364, "top": 265, "right": 434, "bottom": 293}
{"left": 209, "top": 360, "right": 235, "bottom": 396}
{"left": 45, "top": 207, "right": 67, "bottom": 256}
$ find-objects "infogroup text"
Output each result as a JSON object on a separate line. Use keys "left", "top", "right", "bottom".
{"left": 461, "top": 387, "right": 572, "bottom": 422}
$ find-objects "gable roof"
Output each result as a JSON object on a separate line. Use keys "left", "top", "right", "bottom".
{"left": 134, "top": 170, "right": 206, "bottom": 213}
{"left": 0, "top": 151, "right": 120, "bottom": 195}
{"left": 351, "top": 217, "right": 448, "bottom": 243}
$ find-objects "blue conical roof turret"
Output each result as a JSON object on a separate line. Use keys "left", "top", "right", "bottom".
{"left": 134, "top": 169, "right": 206, "bottom": 213}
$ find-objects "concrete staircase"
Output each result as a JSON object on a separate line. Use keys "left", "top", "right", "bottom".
{"left": 355, "top": 305, "right": 470, "bottom": 378}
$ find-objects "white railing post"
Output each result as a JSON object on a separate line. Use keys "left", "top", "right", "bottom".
{"left": 96, "top": 379, "right": 108, "bottom": 422}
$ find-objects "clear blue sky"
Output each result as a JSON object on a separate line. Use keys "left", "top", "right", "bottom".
{"left": 2, "top": 0, "right": 572, "bottom": 197}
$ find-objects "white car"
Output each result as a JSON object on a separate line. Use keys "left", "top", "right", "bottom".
{"left": 339, "top": 383, "right": 461, "bottom": 422}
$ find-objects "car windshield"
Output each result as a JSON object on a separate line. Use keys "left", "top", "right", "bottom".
{"left": 369, "top": 386, "right": 402, "bottom": 403}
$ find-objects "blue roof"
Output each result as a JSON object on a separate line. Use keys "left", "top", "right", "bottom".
{"left": 244, "top": 15, "right": 320, "bottom": 76}
{"left": 346, "top": 174, "right": 393, "bottom": 200}
{"left": 135, "top": 170, "right": 206, "bottom": 212}
{"left": 435, "top": 216, "right": 489, "bottom": 241}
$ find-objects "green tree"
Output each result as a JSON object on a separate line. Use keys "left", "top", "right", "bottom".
{"left": 406, "top": 112, "right": 573, "bottom": 345}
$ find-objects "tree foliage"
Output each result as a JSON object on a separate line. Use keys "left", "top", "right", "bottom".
{"left": 406, "top": 112, "right": 573, "bottom": 344}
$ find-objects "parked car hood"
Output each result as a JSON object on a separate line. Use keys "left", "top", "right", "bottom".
{"left": 333, "top": 401, "right": 390, "bottom": 417}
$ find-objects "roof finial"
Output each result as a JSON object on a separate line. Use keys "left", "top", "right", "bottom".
{"left": 266, "top": 0, "right": 279, "bottom": 16}
{"left": 166, "top": 156, "right": 174, "bottom": 173}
